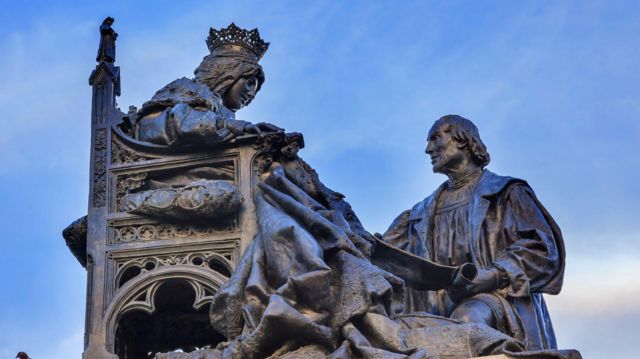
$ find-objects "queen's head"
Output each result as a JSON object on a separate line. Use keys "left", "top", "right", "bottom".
{"left": 194, "top": 23, "right": 269, "bottom": 112}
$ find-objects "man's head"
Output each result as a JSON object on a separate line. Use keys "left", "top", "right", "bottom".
{"left": 425, "top": 115, "right": 490, "bottom": 174}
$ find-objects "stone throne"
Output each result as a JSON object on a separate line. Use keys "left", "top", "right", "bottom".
{"left": 63, "top": 19, "right": 293, "bottom": 359}
{"left": 96, "top": 125, "right": 262, "bottom": 358}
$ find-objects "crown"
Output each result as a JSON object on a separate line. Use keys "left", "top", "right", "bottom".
{"left": 206, "top": 23, "right": 269, "bottom": 60}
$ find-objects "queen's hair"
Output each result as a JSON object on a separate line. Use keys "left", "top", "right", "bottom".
{"left": 432, "top": 115, "right": 491, "bottom": 167}
{"left": 193, "top": 49, "right": 265, "bottom": 96}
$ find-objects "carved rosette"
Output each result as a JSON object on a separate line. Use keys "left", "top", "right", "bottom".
{"left": 110, "top": 223, "right": 236, "bottom": 244}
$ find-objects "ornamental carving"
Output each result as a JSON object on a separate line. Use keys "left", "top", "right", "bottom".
{"left": 251, "top": 131, "right": 304, "bottom": 175}
{"left": 111, "top": 137, "right": 157, "bottom": 164}
{"left": 103, "top": 265, "right": 230, "bottom": 355}
{"left": 92, "top": 128, "right": 107, "bottom": 207}
{"left": 110, "top": 222, "right": 236, "bottom": 244}
{"left": 114, "top": 251, "right": 235, "bottom": 289}
{"left": 116, "top": 172, "right": 148, "bottom": 204}
{"left": 207, "top": 22, "right": 269, "bottom": 59}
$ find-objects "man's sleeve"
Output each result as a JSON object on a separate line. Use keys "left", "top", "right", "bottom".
{"left": 382, "top": 209, "right": 412, "bottom": 251}
{"left": 493, "top": 184, "right": 563, "bottom": 298}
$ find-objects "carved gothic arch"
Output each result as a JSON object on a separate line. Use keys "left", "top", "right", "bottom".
{"left": 104, "top": 265, "right": 229, "bottom": 353}
{"left": 114, "top": 252, "right": 234, "bottom": 289}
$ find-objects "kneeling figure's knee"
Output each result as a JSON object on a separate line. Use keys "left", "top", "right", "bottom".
{"left": 450, "top": 300, "right": 496, "bottom": 328}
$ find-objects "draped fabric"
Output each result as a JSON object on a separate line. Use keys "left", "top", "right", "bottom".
{"left": 382, "top": 170, "right": 566, "bottom": 351}
{"left": 155, "top": 164, "right": 579, "bottom": 359}
{"left": 136, "top": 78, "right": 251, "bottom": 147}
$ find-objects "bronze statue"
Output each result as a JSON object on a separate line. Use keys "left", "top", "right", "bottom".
{"left": 67, "top": 18, "right": 581, "bottom": 358}
{"left": 119, "top": 24, "right": 280, "bottom": 220}
{"left": 97, "top": 17, "right": 117, "bottom": 63}
{"left": 197, "top": 22, "right": 269, "bottom": 112}
{"left": 181, "top": 116, "right": 574, "bottom": 358}
{"left": 134, "top": 23, "right": 274, "bottom": 148}
{"left": 382, "top": 115, "right": 565, "bottom": 351}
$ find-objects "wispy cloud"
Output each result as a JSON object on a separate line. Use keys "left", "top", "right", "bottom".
{"left": 547, "top": 254, "right": 640, "bottom": 314}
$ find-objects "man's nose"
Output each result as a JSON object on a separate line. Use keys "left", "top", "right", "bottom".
{"left": 425, "top": 142, "right": 434, "bottom": 154}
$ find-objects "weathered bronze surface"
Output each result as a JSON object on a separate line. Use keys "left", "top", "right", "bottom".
{"left": 382, "top": 115, "right": 565, "bottom": 351}
{"left": 97, "top": 17, "right": 117, "bottom": 63}
{"left": 64, "top": 18, "right": 580, "bottom": 359}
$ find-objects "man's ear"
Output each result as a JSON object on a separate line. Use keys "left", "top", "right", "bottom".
{"left": 453, "top": 138, "right": 467, "bottom": 149}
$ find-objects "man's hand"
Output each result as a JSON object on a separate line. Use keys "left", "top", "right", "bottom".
{"left": 450, "top": 267, "right": 501, "bottom": 302}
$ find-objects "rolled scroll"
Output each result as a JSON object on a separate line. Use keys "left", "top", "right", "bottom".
{"left": 371, "top": 237, "right": 477, "bottom": 291}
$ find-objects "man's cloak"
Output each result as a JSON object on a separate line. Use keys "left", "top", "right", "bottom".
{"left": 383, "top": 170, "right": 566, "bottom": 350}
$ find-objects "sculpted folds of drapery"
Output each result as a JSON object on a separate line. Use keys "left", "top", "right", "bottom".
{"left": 383, "top": 170, "right": 565, "bottom": 350}
{"left": 68, "top": 20, "right": 580, "bottom": 359}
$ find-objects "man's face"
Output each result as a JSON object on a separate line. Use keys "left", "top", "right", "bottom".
{"left": 222, "top": 75, "right": 259, "bottom": 111}
{"left": 425, "top": 123, "right": 466, "bottom": 174}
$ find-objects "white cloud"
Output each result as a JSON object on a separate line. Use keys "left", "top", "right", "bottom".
{"left": 546, "top": 253, "right": 640, "bottom": 314}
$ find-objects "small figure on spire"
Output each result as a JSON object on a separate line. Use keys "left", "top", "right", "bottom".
{"left": 97, "top": 17, "right": 117, "bottom": 63}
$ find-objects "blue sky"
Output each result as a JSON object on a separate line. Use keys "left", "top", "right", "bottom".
{"left": 0, "top": 1, "right": 639, "bottom": 358}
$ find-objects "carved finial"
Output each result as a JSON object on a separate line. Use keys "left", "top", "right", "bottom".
{"left": 206, "top": 23, "right": 269, "bottom": 60}
{"left": 97, "top": 16, "right": 118, "bottom": 63}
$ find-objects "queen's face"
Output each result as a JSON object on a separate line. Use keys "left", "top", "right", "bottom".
{"left": 222, "top": 75, "right": 259, "bottom": 111}
{"left": 425, "top": 123, "right": 465, "bottom": 174}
